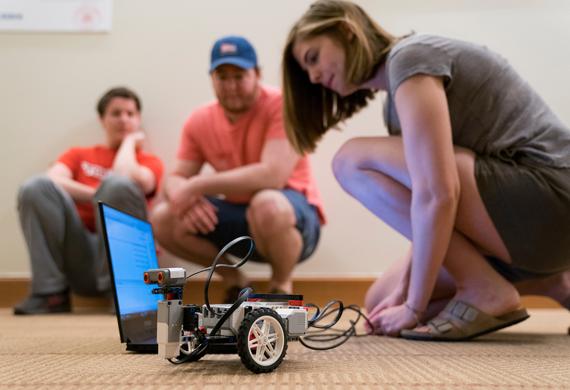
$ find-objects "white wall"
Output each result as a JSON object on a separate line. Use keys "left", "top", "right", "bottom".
{"left": 1, "top": 0, "right": 569, "bottom": 278}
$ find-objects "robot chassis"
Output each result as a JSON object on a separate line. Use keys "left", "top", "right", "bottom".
{"left": 144, "top": 267, "right": 309, "bottom": 373}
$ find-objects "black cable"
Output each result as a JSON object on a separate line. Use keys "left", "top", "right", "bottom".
{"left": 209, "top": 287, "right": 252, "bottom": 336}
{"left": 300, "top": 301, "right": 373, "bottom": 351}
{"left": 168, "top": 337, "right": 208, "bottom": 365}
{"left": 184, "top": 236, "right": 254, "bottom": 313}
{"left": 307, "top": 300, "right": 344, "bottom": 328}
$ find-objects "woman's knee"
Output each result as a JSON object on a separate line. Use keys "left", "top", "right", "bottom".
{"left": 332, "top": 138, "right": 365, "bottom": 185}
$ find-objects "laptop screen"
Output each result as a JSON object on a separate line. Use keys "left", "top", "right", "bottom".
{"left": 99, "top": 203, "right": 159, "bottom": 348}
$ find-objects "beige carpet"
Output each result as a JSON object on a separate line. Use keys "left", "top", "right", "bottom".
{"left": 1, "top": 308, "right": 569, "bottom": 389}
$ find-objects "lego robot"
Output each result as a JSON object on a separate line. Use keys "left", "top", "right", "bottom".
{"left": 144, "top": 267, "right": 309, "bottom": 373}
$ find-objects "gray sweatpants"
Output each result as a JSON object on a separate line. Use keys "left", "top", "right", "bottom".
{"left": 17, "top": 175, "right": 148, "bottom": 296}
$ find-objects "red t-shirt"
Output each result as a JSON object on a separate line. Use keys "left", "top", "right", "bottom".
{"left": 177, "top": 86, "right": 326, "bottom": 224}
{"left": 57, "top": 145, "right": 163, "bottom": 231}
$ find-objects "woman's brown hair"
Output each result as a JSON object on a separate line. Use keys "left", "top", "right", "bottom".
{"left": 283, "top": 0, "right": 399, "bottom": 153}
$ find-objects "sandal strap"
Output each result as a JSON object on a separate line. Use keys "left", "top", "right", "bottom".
{"left": 426, "top": 301, "right": 482, "bottom": 336}
{"left": 427, "top": 318, "right": 454, "bottom": 334}
{"left": 445, "top": 300, "right": 480, "bottom": 322}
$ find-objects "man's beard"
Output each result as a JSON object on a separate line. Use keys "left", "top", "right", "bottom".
{"left": 219, "top": 87, "right": 259, "bottom": 116}
{"left": 220, "top": 100, "right": 252, "bottom": 115}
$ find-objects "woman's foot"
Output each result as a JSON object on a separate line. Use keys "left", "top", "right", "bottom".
{"left": 402, "top": 273, "right": 527, "bottom": 341}
{"left": 401, "top": 299, "right": 529, "bottom": 341}
{"left": 452, "top": 282, "right": 522, "bottom": 318}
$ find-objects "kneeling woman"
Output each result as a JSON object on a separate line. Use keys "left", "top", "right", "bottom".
{"left": 282, "top": 0, "right": 570, "bottom": 340}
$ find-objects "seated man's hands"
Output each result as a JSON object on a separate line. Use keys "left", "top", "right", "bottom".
{"left": 170, "top": 179, "right": 218, "bottom": 234}
{"left": 180, "top": 197, "right": 218, "bottom": 234}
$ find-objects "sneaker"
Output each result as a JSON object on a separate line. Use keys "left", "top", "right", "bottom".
{"left": 13, "top": 291, "right": 71, "bottom": 315}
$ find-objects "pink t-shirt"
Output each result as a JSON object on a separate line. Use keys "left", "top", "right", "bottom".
{"left": 177, "top": 86, "right": 326, "bottom": 224}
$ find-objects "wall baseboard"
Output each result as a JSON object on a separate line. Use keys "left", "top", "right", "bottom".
{"left": 1, "top": 278, "right": 561, "bottom": 310}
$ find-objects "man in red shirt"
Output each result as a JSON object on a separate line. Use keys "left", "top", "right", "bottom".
{"left": 14, "top": 87, "right": 163, "bottom": 315}
{"left": 151, "top": 36, "right": 325, "bottom": 302}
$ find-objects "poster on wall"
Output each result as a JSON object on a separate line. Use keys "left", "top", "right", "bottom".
{"left": 0, "top": 0, "right": 112, "bottom": 32}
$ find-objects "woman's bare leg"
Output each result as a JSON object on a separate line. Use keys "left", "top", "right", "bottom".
{"left": 333, "top": 136, "right": 521, "bottom": 319}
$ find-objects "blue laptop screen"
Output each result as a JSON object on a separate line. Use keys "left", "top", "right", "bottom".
{"left": 101, "top": 204, "right": 159, "bottom": 315}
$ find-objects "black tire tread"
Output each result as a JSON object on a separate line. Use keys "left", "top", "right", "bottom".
{"left": 237, "top": 307, "right": 288, "bottom": 373}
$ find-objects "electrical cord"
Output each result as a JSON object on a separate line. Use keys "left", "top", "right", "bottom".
{"left": 300, "top": 300, "right": 374, "bottom": 351}
{"left": 184, "top": 235, "right": 254, "bottom": 313}
{"left": 168, "top": 336, "right": 208, "bottom": 364}
{"left": 209, "top": 287, "right": 252, "bottom": 336}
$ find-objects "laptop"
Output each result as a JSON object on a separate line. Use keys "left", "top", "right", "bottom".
{"left": 98, "top": 202, "right": 159, "bottom": 353}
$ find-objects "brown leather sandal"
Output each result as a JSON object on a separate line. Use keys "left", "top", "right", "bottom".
{"left": 400, "top": 299, "right": 529, "bottom": 341}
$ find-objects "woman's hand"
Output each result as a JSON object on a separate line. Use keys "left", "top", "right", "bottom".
{"left": 369, "top": 303, "right": 419, "bottom": 337}
{"left": 365, "top": 288, "right": 406, "bottom": 333}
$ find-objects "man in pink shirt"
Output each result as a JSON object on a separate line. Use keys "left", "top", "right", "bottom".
{"left": 151, "top": 36, "right": 325, "bottom": 302}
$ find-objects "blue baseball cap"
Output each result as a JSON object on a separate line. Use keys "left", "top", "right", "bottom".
{"left": 209, "top": 35, "right": 258, "bottom": 73}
